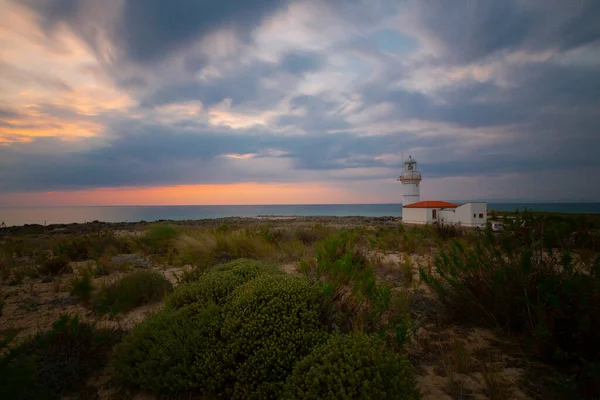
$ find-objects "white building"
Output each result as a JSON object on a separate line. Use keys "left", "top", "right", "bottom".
{"left": 398, "top": 156, "right": 487, "bottom": 227}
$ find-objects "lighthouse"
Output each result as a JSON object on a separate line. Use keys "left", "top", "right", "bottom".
{"left": 397, "top": 155, "right": 421, "bottom": 206}
{"left": 398, "top": 156, "right": 487, "bottom": 227}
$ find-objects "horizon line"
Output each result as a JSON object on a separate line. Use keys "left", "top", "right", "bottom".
{"left": 2, "top": 200, "right": 600, "bottom": 208}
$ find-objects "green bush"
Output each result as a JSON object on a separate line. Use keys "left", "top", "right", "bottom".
{"left": 283, "top": 333, "right": 419, "bottom": 400}
{"left": 301, "top": 230, "right": 395, "bottom": 332}
{"left": 140, "top": 224, "right": 178, "bottom": 254}
{"left": 69, "top": 271, "right": 94, "bottom": 303}
{"left": 222, "top": 274, "right": 328, "bottom": 399}
{"left": 38, "top": 256, "right": 72, "bottom": 276}
{"left": 166, "top": 259, "right": 281, "bottom": 308}
{"left": 0, "top": 315, "right": 121, "bottom": 400}
{"left": 55, "top": 231, "right": 131, "bottom": 261}
{"left": 368, "top": 226, "right": 403, "bottom": 251}
{"left": 110, "top": 303, "right": 226, "bottom": 395}
{"left": 420, "top": 234, "right": 600, "bottom": 397}
{"left": 93, "top": 270, "right": 172, "bottom": 316}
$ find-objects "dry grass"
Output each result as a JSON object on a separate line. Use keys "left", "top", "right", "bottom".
{"left": 482, "top": 361, "right": 508, "bottom": 400}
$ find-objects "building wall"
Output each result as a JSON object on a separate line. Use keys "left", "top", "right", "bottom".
{"left": 438, "top": 209, "right": 455, "bottom": 224}
{"left": 439, "top": 202, "right": 487, "bottom": 227}
{"left": 401, "top": 207, "right": 428, "bottom": 224}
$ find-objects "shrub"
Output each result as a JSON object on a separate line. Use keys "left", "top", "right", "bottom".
{"left": 301, "top": 230, "right": 394, "bottom": 331}
{"left": 110, "top": 303, "right": 226, "bottom": 395}
{"left": 93, "top": 270, "right": 172, "bottom": 316}
{"left": 55, "top": 232, "right": 132, "bottom": 261}
{"left": 222, "top": 274, "right": 328, "bottom": 399}
{"left": 38, "top": 256, "right": 72, "bottom": 276}
{"left": 141, "top": 224, "right": 178, "bottom": 254}
{"left": 435, "top": 223, "right": 464, "bottom": 240}
{"left": 0, "top": 315, "right": 121, "bottom": 400}
{"left": 213, "top": 231, "right": 278, "bottom": 262}
{"left": 283, "top": 333, "right": 419, "bottom": 400}
{"left": 419, "top": 234, "right": 600, "bottom": 397}
{"left": 166, "top": 259, "right": 280, "bottom": 309}
{"left": 68, "top": 272, "right": 94, "bottom": 304}
{"left": 368, "top": 226, "right": 403, "bottom": 251}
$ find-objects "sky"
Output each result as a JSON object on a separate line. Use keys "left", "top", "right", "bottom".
{"left": 0, "top": 0, "right": 599, "bottom": 206}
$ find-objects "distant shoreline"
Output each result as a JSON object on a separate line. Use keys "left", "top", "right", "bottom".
{"left": 0, "top": 215, "right": 402, "bottom": 234}
{"left": 1, "top": 202, "right": 599, "bottom": 228}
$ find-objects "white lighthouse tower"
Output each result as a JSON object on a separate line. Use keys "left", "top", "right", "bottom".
{"left": 397, "top": 155, "right": 421, "bottom": 206}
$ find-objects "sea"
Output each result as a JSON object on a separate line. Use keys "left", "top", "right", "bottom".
{"left": 1, "top": 203, "right": 599, "bottom": 227}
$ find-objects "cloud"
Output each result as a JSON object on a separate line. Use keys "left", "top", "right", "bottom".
{"left": 21, "top": 0, "right": 293, "bottom": 65}
{"left": 119, "top": 0, "right": 291, "bottom": 64}
{"left": 398, "top": 0, "right": 600, "bottom": 65}
{"left": 2, "top": 0, "right": 600, "bottom": 202}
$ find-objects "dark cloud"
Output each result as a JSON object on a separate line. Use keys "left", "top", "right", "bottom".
{"left": 20, "top": 0, "right": 292, "bottom": 66}
{"left": 279, "top": 52, "right": 324, "bottom": 74}
{"left": 3, "top": 111, "right": 598, "bottom": 193}
{"left": 119, "top": 0, "right": 290, "bottom": 64}
{"left": 24, "top": 0, "right": 80, "bottom": 30}
{"left": 405, "top": 0, "right": 600, "bottom": 64}
{"left": 141, "top": 51, "right": 324, "bottom": 108}
{"left": 0, "top": 118, "right": 427, "bottom": 192}
{"left": 0, "top": 107, "right": 20, "bottom": 120}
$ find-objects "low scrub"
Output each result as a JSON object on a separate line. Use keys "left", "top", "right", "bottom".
{"left": 111, "top": 263, "right": 328, "bottom": 398}
{"left": 55, "top": 231, "right": 132, "bottom": 261}
{"left": 283, "top": 333, "right": 419, "bottom": 399}
{"left": 139, "top": 224, "right": 178, "bottom": 255}
{"left": 38, "top": 256, "right": 72, "bottom": 276}
{"left": 0, "top": 315, "right": 121, "bottom": 400}
{"left": 222, "top": 274, "right": 328, "bottom": 399}
{"left": 368, "top": 225, "right": 404, "bottom": 252}
{"left": 420, "top": 233, "right": 600, "bottom": 397}
{"left": 111, "top": 303, "right": 226, "bottom": 395}
{"left": 166, "top": 259, "right": 281, "bottom": 308}
{"left": 68, "top": 271, "right": 94, "bottom": 303}
{"left": 93, "top": 270, "right": 172, "bottom": 316}
{"left": 301, "top": 230, "right": 399, "bottom": 334}
{"left": 434, "top": 223, "right": 465, "bottom": 240}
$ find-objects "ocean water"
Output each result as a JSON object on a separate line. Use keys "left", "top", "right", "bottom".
{"left": 1, "top": 203, "right": 599, "bottom": 227}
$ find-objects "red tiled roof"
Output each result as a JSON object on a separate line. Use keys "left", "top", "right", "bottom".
{"left": 403, "top": 201, "right": 459, "bottom": 208}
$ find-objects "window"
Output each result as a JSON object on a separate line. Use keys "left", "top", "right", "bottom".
{"left": 473, "top": 213, "right": 476, "bottom": 218}
{"left": 432, "top": 209, "right": 437, "bottom": 219}
{"left": 479, "top": 213, "right": 484, "bottom": 218}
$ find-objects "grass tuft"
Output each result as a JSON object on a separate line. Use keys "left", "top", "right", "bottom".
{"left": 93, "top": 270, "right": 172, "bottom": 316}
{"left": 68, "top": 271, "right": 94, "bottom": 304}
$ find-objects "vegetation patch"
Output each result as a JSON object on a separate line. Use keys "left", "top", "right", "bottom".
{"left": 0, "top": 315, "right": 121, "bottom": 400}
{"left": 283, "top": 332, "right": 419, "bottom": 399}
{"left": 111, "top": 303, "right": 226, "bottom": 395}
{"left": 55, "top": 231, "right": 132, "bottom": 261}
{"left": 166, "top": 259, "right": 281, "bottom": 308}
{"left": 93, "top": 270, "right": 173, "bottom": 316}
{"left": 110, "top": 262, "right": 329, "bottom": 399}
{"left": 38, "top": 255, "right": 72, "bottom": 276}
{"left": 68, "top": 271, "right": 94, "bottom": 304}
{"left": 420, "top": 213, "right": 600, "bottom": 398}
{"left": 222, "top": 273, "right": 328, "bottom": 399}
{"left": 301, "top": 230, "right": 410, "bottom": 344}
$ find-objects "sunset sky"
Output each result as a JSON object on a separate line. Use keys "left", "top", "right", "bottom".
{"left": 1, "top": 0, "right": 599, "bottom": 206}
